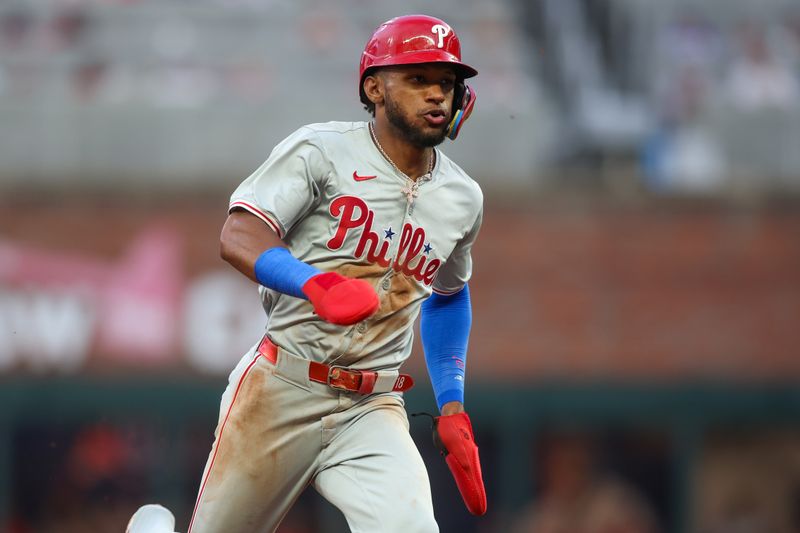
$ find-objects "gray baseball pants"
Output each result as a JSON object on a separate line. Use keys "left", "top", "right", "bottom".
{"left": 187, "top": 343, "right": 438, "bottom": 533}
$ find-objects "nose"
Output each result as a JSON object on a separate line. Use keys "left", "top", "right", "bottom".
{"left": 426, "top": 83, "right": 446, "bottom": 103}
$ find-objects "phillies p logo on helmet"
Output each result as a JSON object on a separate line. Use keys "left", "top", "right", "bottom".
{"left": 431, "top": 24, "right": 450, "bottom": 48}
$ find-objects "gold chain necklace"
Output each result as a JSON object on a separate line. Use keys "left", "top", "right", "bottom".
{"left": 368, "top": 122, "right": 433, "bottom": 203}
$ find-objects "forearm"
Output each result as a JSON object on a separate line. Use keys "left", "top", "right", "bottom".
{"left": 221, "top": 210, "right": 320, "bottom": 298}
{"left": 220, "top": 210, "right": 285, "bottom": 283}
{"left": 221, "top": 209, "right": 378, "bottom": 324}
{"left": 420, "top": 284, "right": 472, "bottom": 412}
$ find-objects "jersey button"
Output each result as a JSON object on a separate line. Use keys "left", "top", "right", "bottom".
{"left": 381, "top": 278, "right": 390, "bottom": 290}
{"left": 357, "top": 323, "right": 367, "bottom": 333}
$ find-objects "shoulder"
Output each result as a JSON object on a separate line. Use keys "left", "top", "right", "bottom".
{"left": 297, "top": 121, "right": 368, "bottom": 147}
{"left": 435, "top": 151, "right": 484, "bottom": 208}
{"left": 289, "top": 121, "right": 370, "bottom": 168}
{"left": 272, "top": 122, "right": 365, "bottom": 164}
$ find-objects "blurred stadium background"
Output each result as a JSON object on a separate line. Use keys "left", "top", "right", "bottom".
{"left": 1, "top": 0, "right": 800, "bottom": 531}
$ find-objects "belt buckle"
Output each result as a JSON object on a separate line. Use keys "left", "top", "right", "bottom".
{"left": 327, "top": 365, "right": 360, "bottom": 392}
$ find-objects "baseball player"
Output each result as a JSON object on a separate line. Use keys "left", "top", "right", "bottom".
{"left": 127, "top": 14, "right": 486, "bottom": 533}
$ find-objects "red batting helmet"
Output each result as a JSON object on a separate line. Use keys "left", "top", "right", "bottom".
{"left": 359, "top": 14, "right": 478, "bottom": 104}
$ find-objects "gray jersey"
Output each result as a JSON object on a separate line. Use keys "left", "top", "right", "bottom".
{"left": 229, "top": 121, "right": 483, "bottom": 370}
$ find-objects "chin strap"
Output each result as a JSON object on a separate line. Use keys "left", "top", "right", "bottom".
{"left": 445, "top": 84, "right": 476, "bottom": 141}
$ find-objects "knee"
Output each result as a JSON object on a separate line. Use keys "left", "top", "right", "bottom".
{"left": 406, "top": 514, "right": 439, "bottom": 533}
{"left": 385, "top": 507, "right": 438, "bottom": 533}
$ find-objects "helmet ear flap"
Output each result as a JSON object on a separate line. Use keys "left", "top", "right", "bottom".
{"left": 445, "top": 83, "right": 476, "bottom": 141}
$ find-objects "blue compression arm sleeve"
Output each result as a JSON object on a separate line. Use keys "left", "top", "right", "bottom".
{"left": 420, "top": 284, "right": 472, "bottom": 411}
{"left": 253, "top": 247, "right": 321, "bottom": 299}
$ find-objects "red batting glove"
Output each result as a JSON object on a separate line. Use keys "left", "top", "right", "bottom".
{"left": 301, "top": 272, "right": 379, "bottom": 325}
{"left": 433, "top": 412, "right": 487, "bottom": 516}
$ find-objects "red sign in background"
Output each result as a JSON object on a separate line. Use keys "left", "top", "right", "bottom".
{"left": 1, "top": 198, "right": 799, "bottom": 381}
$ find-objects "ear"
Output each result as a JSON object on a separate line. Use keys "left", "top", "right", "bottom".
{"left": 363, "top": 74, "right": 384, "bottom": 107}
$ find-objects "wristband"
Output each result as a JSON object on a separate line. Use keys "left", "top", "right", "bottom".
{"left": 253, "top": 247, "right": 320, "bottom": 299}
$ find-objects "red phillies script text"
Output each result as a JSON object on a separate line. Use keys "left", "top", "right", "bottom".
{"left": 326, "top": 196, "right": 441, "bottom": 285}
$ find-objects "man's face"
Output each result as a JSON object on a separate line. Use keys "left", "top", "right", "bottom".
{"left": 378, "top": 64, "right": 458, "bottom": 148}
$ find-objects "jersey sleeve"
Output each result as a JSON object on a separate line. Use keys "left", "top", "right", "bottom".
{"left": 229, "top": 126, "right": 331, "bottom": 238}
{"left": 432, "top": 205, "right": 483, "bottom": 295}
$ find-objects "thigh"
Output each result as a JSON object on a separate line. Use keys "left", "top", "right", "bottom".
{"left": 313, "top": 396, "right": 438, "bottom": 533}
{"left": 189, "top": 354, "right": 324, "bottom": 533}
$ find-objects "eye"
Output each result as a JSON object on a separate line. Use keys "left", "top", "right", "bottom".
{"left": 412, "top": 75, "right": 426, "bottom": 83}
{"left": 441, "top": 79, "right": 455, "bottom": 90}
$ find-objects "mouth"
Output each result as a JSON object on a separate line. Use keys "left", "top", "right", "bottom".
{"left": 422, "top": 109, "right": 448, "bottom": 127}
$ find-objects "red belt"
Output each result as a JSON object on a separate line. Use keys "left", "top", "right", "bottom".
{"left": 257, "top": 336, "right": 414, "bottom": 394}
